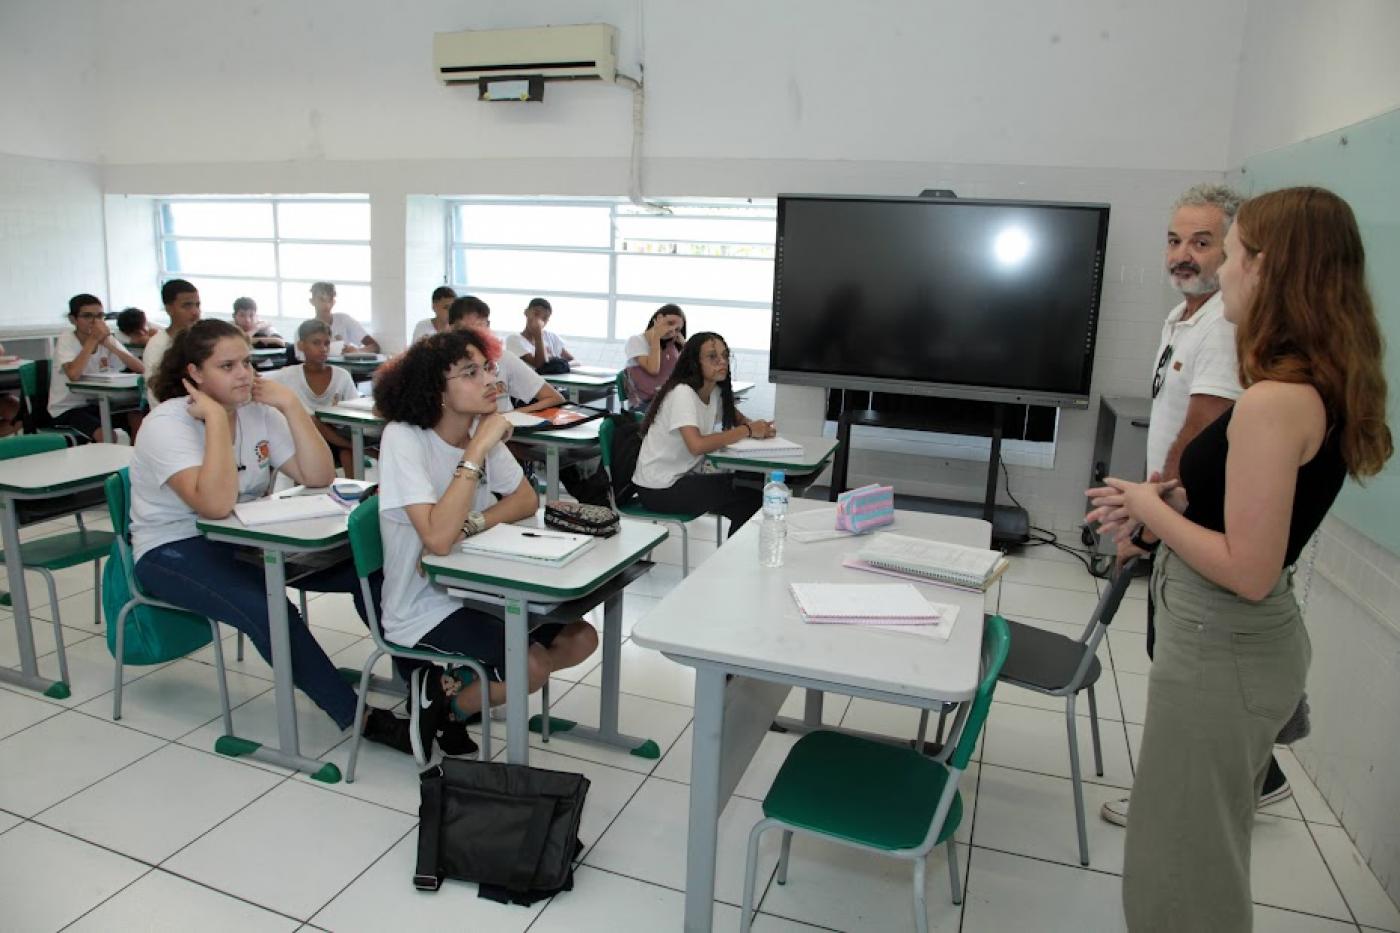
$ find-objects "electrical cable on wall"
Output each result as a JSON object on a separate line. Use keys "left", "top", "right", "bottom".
{"left": 613, "top": 73, "right": 668, "bottom": 214}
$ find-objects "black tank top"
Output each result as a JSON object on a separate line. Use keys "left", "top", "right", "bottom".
{"left": 1179, "top": 406, "right": 1347, "bottom": 567}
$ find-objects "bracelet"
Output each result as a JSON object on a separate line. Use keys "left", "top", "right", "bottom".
{"left": 1129, "top": 525, "right": 1157, "bottom": 552}
{"left": 454, "top": 458, "right": 484, "bottom": 481}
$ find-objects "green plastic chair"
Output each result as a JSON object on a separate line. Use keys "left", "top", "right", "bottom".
{"left": 343, "top": 495, "right": 493, "bottom": 782}
{"left": 614, "top": 369, "right": 631, "bottom": 413}
{"left": 16, "top": 361, "right": 84, "bottom": 442}
{"left": 739, "top": 615, "right": 1012, "bottom": 933}
{"left": 0, "top": 434, "right": 117, "bottom": 684}
{"left": 597, "top": 417, "right": 714, "bottom": 576}
{"left": 105, "top": 468, "right": 235, "bottom": 731}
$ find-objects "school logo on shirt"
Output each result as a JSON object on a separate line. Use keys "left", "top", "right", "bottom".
{"left": 255, "top": 440, "right": 272, "bottom": 466}
{"left": 98, "top": 356, "right": 110, "bottom": 371}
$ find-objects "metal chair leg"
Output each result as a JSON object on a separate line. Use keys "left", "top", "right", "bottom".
{"left": 298, "top": 590, "right": 309, "bottom": 626}
{"left": 946, "top": 840, "right": 963, "bottom": 904}
{"left": 740, "top": 820, "right": 768, "bottom": 933}
{"left": 715, "top": 514, "right": 723, "bottom": 546}
{"left": 38, "top": 570, "right": 69, "bottom": 685}
{"left": 208, "top": 622, "right": 234, "bottom": 735}
{"left": 346, "top": 647, "right": 383, "bottom": 784}
{"left": 1087, "top": 685, "right": 1104, "bottom": 777}
{"left": 776, "top": 829, "right": 793, "bottom": 884}
{"left": 915, "top": 708, "right": 930, "bottom": 750}
{"left": 93, "top": 558, "right": 101, "bottom": 625}
{"left": 541, "top": 678, "right": 551, "bottom": 742}
{"left": 1066, "top": 695, "right": 1090, "bottom": 866}
{"left": 112, "top": 603, "right": 132, "bottom": 720}
{"left": 236, "top": 630, "right": 245, "bottom": 662}
{"left": 679, "top": 522, "right": 690, "bottom": 577}
{"left": 914, "top": 855, "right": 930, "bottom": 933}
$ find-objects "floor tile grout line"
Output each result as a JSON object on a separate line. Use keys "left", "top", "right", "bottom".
{"left": 21, "top": 729, "right": 174, "bottom": 823}
{"left": 52, "top": 863, "right": 158, "bottom": 932}
{"left": 305, "top": 822, "right": 419, "bottom": 927}
{"left": 1297, "top": 811, "right": 1366, "bottom": 929}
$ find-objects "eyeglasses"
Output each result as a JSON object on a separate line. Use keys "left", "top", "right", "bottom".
{"left": 1151, "top": 344, "right": 1174, "bottom": 399}
{"left": 75, "top": 312, "right": 105, "bottom": 321}
{"left": 447, "top": 360, "right": 500, "bottom": 382}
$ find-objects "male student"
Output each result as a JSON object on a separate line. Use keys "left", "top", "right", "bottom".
{"left": 309, "top": 281, "right": 380, "bottom": 354}
{"left": 142, "top": 279, "right": 202, "bottom": 408}
{"left": 448, "top": 297, "right": 565, "bottom": 414}
{"left": 1100, "top": 183, "right": 1291, "bottom": 826}
{"left": 269, "top": 319, "right": 361, "bottom": 474}
{"left": 49, "top": 294, "right": 145, "bottom": 442}
{"left": 411, "top": 286, "right": 457, "bottom": 342}
{"left": 232, "top": 297, "right": 285, "bottom": 347}
{"left": 115, "top": 307, "right": 159, "bottom": 348}
{"left": 506, "top": 297, "right": 574, "bottom": 372}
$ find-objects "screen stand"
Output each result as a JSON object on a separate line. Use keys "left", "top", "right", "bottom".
{"left": 828, "top": 404, "right": 1031, "bottom": 546}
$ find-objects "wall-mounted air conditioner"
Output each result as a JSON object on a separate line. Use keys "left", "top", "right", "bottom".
{"left": 433, "top": 24, "right": 618, "bottom": 87}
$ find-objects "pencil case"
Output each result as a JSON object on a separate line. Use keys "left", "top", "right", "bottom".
{"left": 835, "top": 484, "right": 894, "bottom": 534}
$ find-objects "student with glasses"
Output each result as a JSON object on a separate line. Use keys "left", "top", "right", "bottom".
{"left": 49, "top": 293, "right": 146, "bottom": 442}
{"left": 633, "top": 331, "right": 773, "bottom": 536}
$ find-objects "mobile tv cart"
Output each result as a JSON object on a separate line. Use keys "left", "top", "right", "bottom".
{"left": 827, "top": 403, "right": 1031, "bottom": 546}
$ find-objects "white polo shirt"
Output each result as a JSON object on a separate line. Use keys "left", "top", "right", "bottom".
{"left": 1145, "top": 291, "right": 1242, "bottom": 477}
{"left": 505, "top": 330, "right": 568, "bottom": 364}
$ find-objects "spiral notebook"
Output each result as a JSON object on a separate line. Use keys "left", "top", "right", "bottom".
{"left": 789, "top": 582, "right": 943, "bottom": 625}
{"left": 856, "top": 533, "right": 1008, "bottom": 592}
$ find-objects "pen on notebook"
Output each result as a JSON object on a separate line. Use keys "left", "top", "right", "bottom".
{"left": 521, "top": 532, "right": 568, "bottom": 539}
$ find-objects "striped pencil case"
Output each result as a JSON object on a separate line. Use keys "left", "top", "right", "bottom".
{"left": 835, "top": 483, "right": 895, "bottom": 534}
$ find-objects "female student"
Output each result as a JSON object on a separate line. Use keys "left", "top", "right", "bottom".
{"left": 49, "top": 293, "right": 145, "bottom": 442}
{"left": 1087, "top": 187, "right": 1391, "bottom": 932}
{"left": 623, "top": 304, "right": 687, "bottom": 411}
{"left": 130, "top": 319, "right": 414, "bottom": 754}
{"left": 373, "top": 329, "right": 599, "bottom": 764}
{"left": 269, "top": 319, "right": 361, "bottom": 474}
{"left": 633, "top": 331, "right": 775, "bottom": 535}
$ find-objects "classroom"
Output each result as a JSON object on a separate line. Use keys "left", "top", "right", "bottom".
{"left": 2, "top": 2, "right": 1399, "bottom": 931}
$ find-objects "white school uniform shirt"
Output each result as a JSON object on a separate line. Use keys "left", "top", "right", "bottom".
{"left": 48, "top": 330, "right": 124, "bottom": 416}
{"left": 632, "top": 384, "right": 722, "bottom": 490}
{"left": 326, "top": 312, "right": 370, "bottom": 347}
{"left": 505, "top": 330, "right": 568, "bottom": 363}
{"left": 268, "top": 364, "right": 359, "bottom": 412}
{"left": 411, "top": 317, "right": 447, "bottom": 343}
{"left": 140, "top": 327, "right": 174, "bottom": 408}
{"left": 129, "top": 399, "right": 296, "bottom": 562}
{"left": 376, "top": 421, "right": 524, "bottom": 647}
{"left": 493, "top": 350, "right": 548, "bottom": 413}
{"left": 623, "top": 333, "right": 652, "bottom": 364}
{"left": 1145, "top": 291, "right": 1242, "bottom": 477}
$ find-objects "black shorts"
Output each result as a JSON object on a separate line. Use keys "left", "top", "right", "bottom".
{"left": 52, "top": 404, "right": 103, "bottom": 440}
{"left": 406, "top": 604, "right": 566, "bottom": 682}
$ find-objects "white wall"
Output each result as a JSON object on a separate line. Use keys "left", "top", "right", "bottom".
{"left": 1228, "top": 0, "right": 1400, "bottom": 164}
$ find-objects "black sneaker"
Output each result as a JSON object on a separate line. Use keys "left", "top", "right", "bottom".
{"left": 410, "top": 665, "right": 447, "bottom": 766}
{"left": 437, "top": 719, "right": 479, "bottom": 757}
{"left": 361, "top": 707, "right": 414, "bottom": 756}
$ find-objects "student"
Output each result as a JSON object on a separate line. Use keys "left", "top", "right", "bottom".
{"left": 624, "top": 304, "right": 687, "bottom": 411}
{"left": 232, "top": 297, "right": 285, "bottom": 348}
{"left": 411, "top": 286, "right": 457, "bottom": 343}
{"left": 115, "top": 307, "right": 159, "bottom": 348}
{"left": 633, "top": 332, "right": 773, "bottom": 535}
{"left": 1087, "top": 187, "right": 1392, "bottom": 932}
{"left": 142, "top": 279, "right": 202, "bottom": 408}
{"left": 309, "top": 281, "right": 380, "bottom": 354}
{"left": 506, "top": 297, "right": 573, "bottom": 373}
{"left": 129, "top": 319, "right": 414, "bottom": 753}
{"left": 269, "top": 319, "right": 362, "bottom": 474}
{"left": 448, "top": 297, "right": 565, "bottom": 414}
{"left": 48, "top": 294, "right": 145, "bottom": 442}
{"left": 373, "top": 329, "right": 599, "bottom": 764}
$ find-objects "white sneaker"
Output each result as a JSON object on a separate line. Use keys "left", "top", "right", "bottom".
{"left": 1101, "top": 797, "right": 1130, "bottom": 826}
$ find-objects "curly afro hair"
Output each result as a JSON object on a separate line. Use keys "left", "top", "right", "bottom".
{"left": 372, "top": 328, "right": 500, "bottom": 428}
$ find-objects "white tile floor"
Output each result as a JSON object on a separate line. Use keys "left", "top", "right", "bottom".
{"left": 3, "top": 510, "right": 1399, "bottom": 932}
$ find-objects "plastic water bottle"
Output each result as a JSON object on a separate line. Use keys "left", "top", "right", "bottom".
{"left": 759, "top": 470, "right": 790, "bottom": 568}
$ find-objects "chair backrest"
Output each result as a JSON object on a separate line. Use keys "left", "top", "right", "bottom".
{"left": 0, "top": 432, "right": 66, "bottom": 461}
{"left": 597, "top": 416, "right": 616, "bottom": 472}
{"left": 347, "top": 494, "right": 384, "bottom": 579}
{"left": 1093, "top": 557, "right": 1139, "bottom": 629}
{"left": 105, "top": 469, "right": 131, "bottom": 539}
{"left": 615, "top": 369, "right": 631, "bottom": 411}
{"left": 948, "top": 614, "right": 1011, "bottom": 771}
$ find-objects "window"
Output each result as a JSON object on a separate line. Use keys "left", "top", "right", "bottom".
{"left": 156, "top": 197, "right": 372, "bottom": 322}
{"left": 448, "top": 198, "right": 777, "bottom": 349}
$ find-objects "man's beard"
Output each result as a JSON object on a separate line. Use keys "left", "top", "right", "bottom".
{"left": 1169, "top": 263, "right": 1220, "bottom": 297}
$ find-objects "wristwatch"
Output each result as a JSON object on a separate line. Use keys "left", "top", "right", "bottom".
{"left": 461, "top": 511, "right": 487, "bottom": 538}
{"left": 454, "top": 458, "right": 484, "bottom": 481}
{"left": 1129, "top": 525, "right": 1157, "bottom": 552}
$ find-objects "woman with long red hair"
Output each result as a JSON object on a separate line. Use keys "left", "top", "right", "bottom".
{"left": 1088, "top": 186, "right": 1391, "bottom": 931}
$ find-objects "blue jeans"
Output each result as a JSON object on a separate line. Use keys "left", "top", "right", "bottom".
{"left": 136, "top": 536, "right": 372, "bottom": 730}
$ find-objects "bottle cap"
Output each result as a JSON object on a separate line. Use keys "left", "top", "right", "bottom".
{"left": 770, "top": 471, "right": 786, "bottom": 484}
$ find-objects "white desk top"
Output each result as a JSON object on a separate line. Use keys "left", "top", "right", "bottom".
{"left": 512, "top": 418, "right": 602, "bottom": 446}
{"left": 631, "top": 501, "right": 992, "bottom": 703}
{"left": 423, "top": 517, "right": 667, "bottom": 601}
{"left": 70, "top": 375, "right": 141, "bottom": 391}
{"left": 706, "top": 433, "right": 839, "bottom": 474}
{"left": 0, "top": 358, "right": 29, "bottom": 373}
{"left": 544, "top": 371, "right": 615, "bottom": 387}
{"left": 197, "top": 509, "right": 349, "bottom": 550}
{"left": 0, "top": 444, "right": 133, "bottom": 494}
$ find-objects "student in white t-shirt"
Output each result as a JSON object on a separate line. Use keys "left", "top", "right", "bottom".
{"left": 129, "top": 319, "right": 414, "bottom": 754}
{"left": 411, "top": 286, "right": 457, "bottom": 343}
{"left": 232, "top": 297, "right": 285, "bottom": 348}
{"left": 373, "top": 328, "right": 599, "bottom": 765}
{"left": 142, "top": 279, "right": 203, "bottom": 409}
{"left": 309, "top": 281, "right": 380, "bottom": 354}
{"left": 269, "top": 319, "right": 361, "bottom": 474}
{"left": 633, "top": 331, "right": 772, "bottom": 535}
{"left": 48, "top": 294, "right": 145, "bottom": 442}
{"left": 505, "top": 297, "right": 573, "bottom": 373}
{"left": 447, "top": 296, "right": 565, "bottom": 413}
{"left": 623, "top": 304, "right": 687, "bottom": 411}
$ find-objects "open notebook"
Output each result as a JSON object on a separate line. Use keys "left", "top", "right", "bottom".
{"left": 856, "top": 533, "right": 1008, "bottom": 591}
{"left": 459, "top": 523, "right": 596, "bottom": 566}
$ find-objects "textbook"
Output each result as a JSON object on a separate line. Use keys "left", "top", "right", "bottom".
{"left": 233, "top": 493, "right": 347, "bottom": 527}
{"left": 856, "top": 533, "right": 1008, "bottom": 592}
{"left": 789, "top": 582, "right": 941, "bottom": 625}
{"left": 76, "top": 372, "right": 140, "bottom": 386}
{"left": 721, "top": 436, "right": 805, "bottom": 458}
{"left": 505, "top": 406, "right": 604, "bottom": 431}
{"left": 459, "top": 523, "right": 596, "bottom": 566}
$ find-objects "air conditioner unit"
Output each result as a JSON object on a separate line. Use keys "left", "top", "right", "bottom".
{"left": 433, "top": 24, "right": 618, "bottom": 86}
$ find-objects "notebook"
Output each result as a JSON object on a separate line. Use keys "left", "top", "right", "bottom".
{"left": 722, "top": 436, "right": 805, "bottom": 458}
{"left": 568, "top": 364, "right": 616, "bottom": 377}
{"left": 78, "top": 372, "right": 140, "bottom": 386}
{"left": 856, "top": 533, "right": 1009, "bottom": 591}
{"left": 789, "top": 583, "right": 939, "bottom": 625}
{"left": 503, "top": 410, "right": 548, "bottom": 428}
{"left": 336, "top": 396, "right": 376, "bottom": 411}
{"left": 233, "top": 493, "right": 347, "bottom": 527}
{"left": 459, "top": 523, "right": 596, "bottom": 566}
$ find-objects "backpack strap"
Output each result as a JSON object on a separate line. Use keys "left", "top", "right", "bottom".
{"left": 414, "top": 767, "right": 445, "bottom": 892}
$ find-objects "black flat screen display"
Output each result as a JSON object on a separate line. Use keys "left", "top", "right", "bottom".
{"left": 770, "top": 196, "right": 1110, "bottom": 405}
